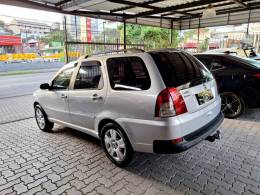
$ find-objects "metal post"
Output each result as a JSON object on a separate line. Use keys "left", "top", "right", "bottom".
{"left": 170, "top": 19, "right": 173, "bottom": 46}
{"left": 116, "top": 38, "right": 119, "bottom": 50}
{"left": 75, "top": 15, "right": 78, "bottom": 40}
{"left": 227, "top": 12, "right": 230, "bottom": 25}
{"left": 64, "top": 16, "right": 69, "bottom": 63}
{"left": 198, "top": 17, "right": 201, "bottom": 51}
{"left": 246, "top": 9, "right": 251, "bottom": 35}
{"left": 103, "top": 22, "right": 106, "bottom": 43}
{"left": 123, "top": 20, "right": 126, "bottom": 50}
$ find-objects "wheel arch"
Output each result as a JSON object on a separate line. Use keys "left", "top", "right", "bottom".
{"left": 98, "top": 118, "right": 133, "bottom": 142}
{"left": 219, "top": 86, "right": 247, "bottom": 105}
{"left": 98, "top": 118, "right": 121, "bottom": 137}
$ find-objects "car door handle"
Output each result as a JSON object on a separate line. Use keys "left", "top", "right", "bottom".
{"left": 92, "top": 94, "right": 103, "bottom": 100}
{"left": 61, "top": 94, "right": 68, "bottom": 99}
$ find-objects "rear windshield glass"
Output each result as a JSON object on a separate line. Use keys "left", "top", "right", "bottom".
{"left": 231, "top": 56, "right": 260, "bottom": 69}
{"left": 150, "top": 51, "right": 213, "bottom": 88}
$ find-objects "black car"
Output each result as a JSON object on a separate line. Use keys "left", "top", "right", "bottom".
{"left": 194, "top": 53, "right": 260, "bottom": 118}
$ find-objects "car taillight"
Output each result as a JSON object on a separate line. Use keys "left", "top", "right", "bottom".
{"left": 253, "top": 73, "right": 260, "bottom": 79}
{"left": 171, "top": 137, "right": 183, "bottom": 144}
{"left": 155, "top": 87, "right": 187, "bottom": 117}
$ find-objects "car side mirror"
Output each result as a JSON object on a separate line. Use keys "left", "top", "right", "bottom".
{"left": 40, "top": 83, "right": 51, "bottom": 90}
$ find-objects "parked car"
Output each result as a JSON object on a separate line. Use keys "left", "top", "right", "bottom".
{"left": 205, "top": 47, "right": 260, "bottom": 60}
{"left": 194, "top": 53, "right": 260, "bottom": 118}
{"left": 33, "top": 49, "right": 223, "bottom": 166}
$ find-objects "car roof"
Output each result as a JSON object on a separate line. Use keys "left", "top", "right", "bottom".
{"left": 78, "top": 48, "right": 184, "bottom": 62}
{"left": 194, "top": 53, "right": 229, "bottom": 56}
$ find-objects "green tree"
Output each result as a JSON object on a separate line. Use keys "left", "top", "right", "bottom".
{"left": 40, "top": 30, "right": 70, "bottom": 45}
{"left": 0, "top": 20, "right": 4, "bottom": 27}
{"left": 117, "top": 24, "right": 179, "bottom": 50}
{"left": 199, "top": 37, "right": 209, "bottom": 52}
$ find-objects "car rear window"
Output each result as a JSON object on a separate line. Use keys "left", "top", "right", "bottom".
{"left": 150, "top": 51, "right": 212, "bottom": 88}
{"left": 107, "top": 57, "right": 151, "bottom": 90}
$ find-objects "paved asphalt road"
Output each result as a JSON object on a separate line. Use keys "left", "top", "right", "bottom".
{"left": 0, "top": 62, "right": 64, "bottom": 72}
{"left": 0, "top": 72, "right": 56, "bottom": 99}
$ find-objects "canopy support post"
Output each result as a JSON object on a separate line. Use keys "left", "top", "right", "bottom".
{"left": 170, "top": 19, "right": 173, "bottom": 45}
{"left": 123, "top": 20, "right": 126, "bottom": 50}
{"left": 64, "top": 16, "right": 69, "bottom": 63}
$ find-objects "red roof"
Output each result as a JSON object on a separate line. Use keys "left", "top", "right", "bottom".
{"left": 209, "top": 42, "right": 219, "bottom": 48}
{"left": 183, "top": 42, "right": 197, "bottom": 48}
{"left": 0, "top": 35, "right": 22, "bottom": 46}
{"left": 183, "top": 42, "right": 219, "bottom": 49}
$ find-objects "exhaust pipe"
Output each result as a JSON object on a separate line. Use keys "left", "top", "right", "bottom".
{"left": 206, "top": 130, "right": 220, "bottom": 142}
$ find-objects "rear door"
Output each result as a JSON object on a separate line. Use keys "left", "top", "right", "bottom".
{"left": 150, "top": 51, "right": 217, "bottom": 113}
{"left": 68, "top": 60, "right": 106, "bottom": 130}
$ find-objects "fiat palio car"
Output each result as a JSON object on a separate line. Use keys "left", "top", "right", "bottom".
{"left": 33, "top": 49, "right": 223, "bottom": 167}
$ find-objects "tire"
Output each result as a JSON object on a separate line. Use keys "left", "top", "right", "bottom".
{"left": 34, "top": 104, "right": 54, "bottom": 132}
{"left": 220, "top": 92, "right": 246, "bottom": 119}
{"left": 100, "top": 123, "right": 134, "bottom": 167}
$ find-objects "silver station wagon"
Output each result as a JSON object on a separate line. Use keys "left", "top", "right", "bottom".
{"left": 33, "top": 49, "right": 223, "bottom": 167}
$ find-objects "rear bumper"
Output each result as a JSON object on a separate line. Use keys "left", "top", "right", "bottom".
{"left": 153, "top": 112, "right": 224, "bottom": 153}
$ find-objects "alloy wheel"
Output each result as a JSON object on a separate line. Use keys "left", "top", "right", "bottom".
{"left": 221, "top": 93, "right": 242, "bottom": 118}
{"left": 104, "top": 129, "right": 126, "bottom": 162}
{"left": 35, "top": 108, "right": 45, "bottom": 129}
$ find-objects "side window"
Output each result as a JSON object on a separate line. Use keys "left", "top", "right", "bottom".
{"left": 107, "top": 57, "right": 151, "bottom": 90}
{"left": 196, "top": 57, "right": 211, "bottom": 70}
{"left": 210, "top": 59, "right": 226, "bottom": 71}
{"left": 74, "top": 61, "right": 103, "bottom": 90}
{"left": 52, "top": 67, "right": 74, "bottom": 90}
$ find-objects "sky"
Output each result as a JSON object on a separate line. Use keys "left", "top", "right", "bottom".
{"left": 0, "top": 4, "right": 63, "bottom": 24}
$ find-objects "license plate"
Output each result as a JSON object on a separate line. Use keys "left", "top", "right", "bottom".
{"left": 196, "top": 89, "right": 214, "bottom": 105}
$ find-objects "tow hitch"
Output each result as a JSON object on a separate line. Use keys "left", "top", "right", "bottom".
{"left": 206, "top": 130, "right": 220, "bottom": 142}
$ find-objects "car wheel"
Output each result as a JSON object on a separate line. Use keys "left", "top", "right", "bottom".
{"left": 34, "top": 105, "right": 54, "bottom": 132}
{"left": 101, "top": 123, "right": 134, "bottom": 167}
{"left": 220, "top": 92, "right": 246, "bottom": 119}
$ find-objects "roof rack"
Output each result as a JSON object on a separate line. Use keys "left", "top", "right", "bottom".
{"left": 77, "top": 48, "right": 144, "bottom": 61}
{"left": 148, "top": 48, "right": 179, "bottom": 52}
{"left": 92, "top": 48, "right": 144, "bottom": 56}
{"left": 223, "top": 51, "right": 237, "bottom": 54}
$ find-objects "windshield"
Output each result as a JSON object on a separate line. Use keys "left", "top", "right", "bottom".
{"left": 231, "top": 56, "right": 260, "bottom": 68}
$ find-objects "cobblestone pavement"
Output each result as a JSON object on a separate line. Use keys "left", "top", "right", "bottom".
{"left": 0, "top": 95, "right": 33, "bottom": 124}
{"left": 0, "top": 116, "right": 260, "bottom": 194}
{"left": 0, "top": 94, "right": 260, "bottom": 194}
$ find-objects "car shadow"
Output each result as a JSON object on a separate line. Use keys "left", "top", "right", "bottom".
{"left": 236, "top": 108, "right": 260, "bottom": 122}
{"left": 52, "top": 125, "right": 101, "bottom": 146}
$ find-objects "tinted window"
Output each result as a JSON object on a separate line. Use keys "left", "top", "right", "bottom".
{"left": 232, "top": 56, "right": 260, "bottom": 68}
{"left": 195, "top": 57, "right": 211, "bottom": 69}
{"left": 107, "top": 57, "right": 151, "bottom": 90}
{"left": 74, "top": 61, "right": 103, "bottom": 89}
{"left": 52, "top": 67, "right": 74, "bottom": 89}
{"left": 150, "top": 51, "right": 212, "bottom": 87}
{"left": 211, "top": 60, "right": 225, "bottom": 70}
{"left": 196, "top": 55, "right": 226, "bottom": 71}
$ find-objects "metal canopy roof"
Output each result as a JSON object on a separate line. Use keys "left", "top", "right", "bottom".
{"left": 2, "top": 0, "right": 260, "bottom": 29}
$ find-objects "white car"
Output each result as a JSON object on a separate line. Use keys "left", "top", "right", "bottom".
{"left": 33, "top": 49, "right": 223, "bottom": 166}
